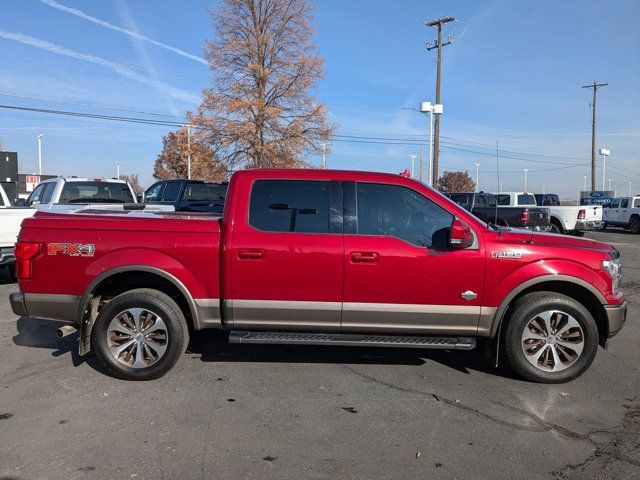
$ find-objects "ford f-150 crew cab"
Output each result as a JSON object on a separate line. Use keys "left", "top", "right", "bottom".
{"left": 10, "top": 169, "right": 627, "bottom": 383}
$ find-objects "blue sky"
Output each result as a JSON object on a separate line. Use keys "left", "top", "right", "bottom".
{"left": 1, "top": 0, "right": 639, "bottom": 197}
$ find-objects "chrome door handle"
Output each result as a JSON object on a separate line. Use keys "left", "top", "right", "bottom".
{"left": 461, "top": 290, "right": 477, "bottom": 301}
{"left": 238, "top": 249, "right": 264, "bottom": 259}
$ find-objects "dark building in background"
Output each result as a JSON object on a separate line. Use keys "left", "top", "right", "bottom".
{"left": 0, "top": 151, "right": 19, "bottom": 203}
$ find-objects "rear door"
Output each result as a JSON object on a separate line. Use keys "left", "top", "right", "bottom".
{"left": 227, "top": 179, "right": 343, "bottom": 330}
{"left": 342, "top": 181, "right": 486, "bottom": 335}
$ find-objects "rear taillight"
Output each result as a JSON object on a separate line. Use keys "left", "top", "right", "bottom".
{"left": 577, "top": 209, "right": 586, "bottom": 220}
{"left": 15, "top": 241, "right": 41, "bottom": 280}
{"left": 520, "top": 210, "right": 530, "bottom": 223}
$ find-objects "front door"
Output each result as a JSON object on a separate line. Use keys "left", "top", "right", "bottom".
{"left": 227, "top": 179, "right": 343, "bottom": 330}
{"left": 342, "top": 181, "right": 486, "bottom": 335}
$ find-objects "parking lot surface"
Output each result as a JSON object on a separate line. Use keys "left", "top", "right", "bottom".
{"left": 1, "top": 230, "right": 638, "bottom": 480}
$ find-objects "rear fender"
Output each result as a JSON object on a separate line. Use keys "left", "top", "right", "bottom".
{"left": 77, "top": 248, "right": 201, "bottom": 355}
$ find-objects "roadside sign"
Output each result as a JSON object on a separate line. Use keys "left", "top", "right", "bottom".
{"left": 25, "top": 175, "right": 40, "bottom": 192}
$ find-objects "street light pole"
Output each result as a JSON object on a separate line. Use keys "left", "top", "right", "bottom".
{"left": 473, "top": 163, "right": 480, "bottom": 192}
{"left": 629, "top": 181, "right": 633, "bottom": 196}
{"left": 36, "top": 134, "right": 45, "bottom": 175}
{"left": 608, "top": 178, "right": 612, "bottom": 191}
{"left": 583, "top": 175, "right": 587, "bottom": 192}
{"left": 599, "top": 148, "right": 610, "bottom": 191}
{"left": 115, "top": 162, "right": 120, "bottom": 179}
{"left": 410, "top": 155, "right": 417, "bottom": 178}
{"left": 542, "top": 184, "right": 546, "bottom": 194}
{"left": 523, "top": 169, "right": 528, "bottom": 192}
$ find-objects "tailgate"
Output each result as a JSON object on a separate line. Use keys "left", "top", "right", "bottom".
{"left": 583, "top": 205, "right": 602, "bottom": 221}
{"left": 527, "top": 208, "right": 550, "bottom": 227}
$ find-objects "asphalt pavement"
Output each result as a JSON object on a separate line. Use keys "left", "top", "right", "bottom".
{"left": 1, "top": 230, "right": 639, "bottom": 480}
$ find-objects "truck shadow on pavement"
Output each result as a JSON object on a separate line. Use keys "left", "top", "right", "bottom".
{"left": 187, "top": 331, "right": 516, "bottom": 379}
{"left": 12, "top": 316, "right": 107, "bottom": 373}
{"left": 11, "top": 317, "right": 515, "bottom": 379}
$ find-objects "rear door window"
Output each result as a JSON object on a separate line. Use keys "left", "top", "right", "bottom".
{"left": 40, "top": 182, "right": 56, "bottom": 204}
{"left": 26, "top": 183, "right": 47, "bottom": 205}
{"left": 620, "top": 199, "right": 629, "bottom": 208}
{"left": 249, "top": 180, "right": 330, "bottom": 233}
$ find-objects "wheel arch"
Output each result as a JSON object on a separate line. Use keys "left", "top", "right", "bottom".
{"left": 77, "top": 266, "right": 200, "bottom": 355}
{"left": 488, "top": 275, "right": 608, "bottom": 343}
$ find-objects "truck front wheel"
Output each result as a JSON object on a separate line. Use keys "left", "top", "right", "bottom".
{"left": 91, "top": 289, "right": 189, "bottom": 380}
{"left": 502, "top": 292, "right": 598, "bottom": 383}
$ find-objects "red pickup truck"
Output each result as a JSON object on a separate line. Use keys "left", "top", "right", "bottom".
{"left": 10, "top": 169, "right": 627, "bottom": 383}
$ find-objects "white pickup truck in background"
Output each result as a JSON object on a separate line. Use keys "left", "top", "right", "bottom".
{"left": 603, "top": 196, "right": 640, "bottom": 233}
{"left": 1, "top": 178, "right": 138, "bottom": 276}
{"left": 534, "top": 193, "right": 603, "bottom": 236}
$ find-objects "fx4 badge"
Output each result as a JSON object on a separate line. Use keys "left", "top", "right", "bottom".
{"left": 47, "top": 243, "right": 95, "bottom": 257}
{"left": 491, "top": 250, "right": 522, "bottom": 259}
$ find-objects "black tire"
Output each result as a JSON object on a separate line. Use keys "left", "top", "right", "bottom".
{"left": 598, "top": 222, "right": 607, "bottom": 231}
{"left": 91, "top": 288, "right": 189, "bottom": 380}
{"left": 572, "top": 230, "right": 585, "bottom": 237}
{"left": 630, "top": 217, "right": 640, "bottom": 234}
{"left": 549, "top": 222, "right": 563, "bottom": 235}
{"left": 502, "top": 292, "right": 599, "bottom": 383}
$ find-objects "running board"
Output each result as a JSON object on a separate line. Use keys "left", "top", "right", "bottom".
{"left": 228, "top": 331, "right": 476, "bottom": 350}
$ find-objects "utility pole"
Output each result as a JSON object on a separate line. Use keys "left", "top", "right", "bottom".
{"left": 425, "top": 16, "right": 456, "bottom": 188}
{"left": 582, "top": 81, "right": 607, "bottom": 191}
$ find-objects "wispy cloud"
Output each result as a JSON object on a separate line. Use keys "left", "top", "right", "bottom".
{"left": 0, "top": 29, "right": 199, "bottom": 104}
{"left": 40, "top": 0, "right": 208, "bottom": 65}
{"left": 115, "top": 0, "right": 179, "bottom": 115}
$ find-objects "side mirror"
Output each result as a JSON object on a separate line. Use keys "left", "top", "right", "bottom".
{"left": 136, "top": 193, "right": 144, "bottom": 203}
{"left": 13, "top": 198, "right": 26, "bottom": 207}
{"left": 450, "top": 219, "right": 474, "bottom": 249}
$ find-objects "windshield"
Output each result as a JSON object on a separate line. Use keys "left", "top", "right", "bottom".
{"left": 58, "top": 182, "right": 134, "bottom": 204}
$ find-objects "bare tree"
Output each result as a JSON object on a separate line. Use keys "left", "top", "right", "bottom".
{"left": 119, "top": 173, "right": 144, "bottom": 195}
{"left": 154, "top": 127, "right": 228, "bottom": 180}
{"left": 437, "top": 170, "right": 476, "bottom": 193}
{"left": 191, "top": 0, "right": 335, "bottom": 170}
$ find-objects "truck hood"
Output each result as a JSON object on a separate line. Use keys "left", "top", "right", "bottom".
{"left": 491, "top": 228, "right": 614, "bottom": 253}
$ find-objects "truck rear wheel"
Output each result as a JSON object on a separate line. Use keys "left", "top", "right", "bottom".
{"left": 630, "top": 217, "right": 640, "bottom": 234}
{"left": 91, "top": 288, "right": 189, "bottom": 380}
{"left": 502, "top": 292, "right": 598, "bottom": 383}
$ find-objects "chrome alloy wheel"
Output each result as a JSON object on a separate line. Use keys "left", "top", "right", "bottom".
{"left": 521, "top": 310, "right": 585, "bottom": 372}
{"left": 106, "top": 308, "right": 168, "bottom": 369}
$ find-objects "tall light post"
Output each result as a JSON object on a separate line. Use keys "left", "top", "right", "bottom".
{"left": 473, "top": 163, "right": 480, "bottom": 192}
{"left": 321, "top": 142, "right": 327, "bottom": 169}
{"left": 599, "top": 148, "right": 610, "bottom": 191}
{"left": 419, "top": 101, "right": 442, "bottom": 187}
{"left": 410, "top": 155, "right": 417, "bottom": 178}
{"left": 499, "top": 180, "right": 503, "bottom": 193}
{"left": 542, "top": 184, "right": 546, "bottom": 194}
{"left": 185, "top": 125, "right": 192, "bottom": 180}
{"left": 115, "top": 162, "right": 120, "bottom": 179}
{"left": 583, "top": 175, "right": 587, "bottom": 192}
{"left": 36, "top": 134, "right": 45, "bottom": 175}
{"left": 629, "top": 181, "right": 633, "bottom": 196}
{"left": 523, "top": 169, "right": 529, "bottom": 192}
{"left": 608, "top": 178, "right": 612, "bottom": 191}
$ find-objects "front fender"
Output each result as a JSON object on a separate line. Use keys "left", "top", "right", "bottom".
{"left": 481, "top": 259, "right": 608, "bottom": 338}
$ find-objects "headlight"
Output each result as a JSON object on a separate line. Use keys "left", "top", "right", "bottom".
{"left": 602, "top": 256, "right": 622, "bottom": 295}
